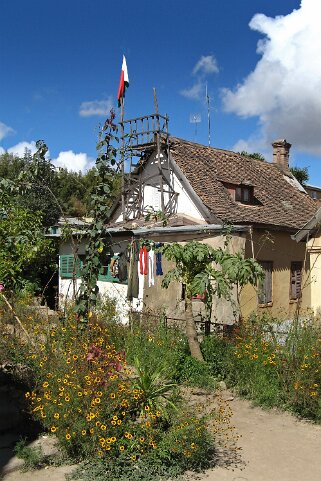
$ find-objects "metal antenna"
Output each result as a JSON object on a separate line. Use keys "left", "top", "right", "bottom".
{"left": 206, "top": 83, "right": 211, "bottom": 146}
{"left": 189, "top": 113, "right": 201, "bottom": 142}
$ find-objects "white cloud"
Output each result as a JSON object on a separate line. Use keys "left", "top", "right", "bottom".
{"left": 7, "top": 141, "right": 37, "bottom": 157}
{"left": 0, "top": 147, "right": 4, "bottom": 155}
{"left": 193, "top": 55, "right": 219, "bottom": 75}
{"left": 53, "top": 151, "right": 94, "bottom": 172}
{"left": 0, "top": 121, "right": 15, "bottom": 141}
{"left": 180, "top": 81, "right": 204, "bottom": 101}
{"left": 232, "top": 135, "right": 271, "bottom": 159}
{"left": 79, "top": 97, "right": 113, "bottom": 117}
{"left": 181, "top": 55, "right": 219, "bottom": 101}
{"left": 222, "top": 0, "right": 321, "bottom": 156}
{"left": 2, "top": 139, "right": 93, "bottom": 173}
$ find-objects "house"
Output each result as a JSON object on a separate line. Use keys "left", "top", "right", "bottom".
{"left": 292, "top": 203, "right": 321, "bottom": 315}
{"left": 56, "top": 113, "right": 317, "bottom": 325}
{"left": 305, "top": 184, "right": 321, "bottom": 205}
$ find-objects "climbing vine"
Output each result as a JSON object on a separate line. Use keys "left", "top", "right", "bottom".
{"left": 74, "top": 110, "right": 119, "bottom": 325}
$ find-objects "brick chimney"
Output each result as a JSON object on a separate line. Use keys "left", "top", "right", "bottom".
{"left": 272, "top": 139, "right": 291, "bottom": 170}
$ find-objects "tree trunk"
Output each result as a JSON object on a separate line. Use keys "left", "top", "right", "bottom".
{"left": 185, "top": 295, "right": 204, "bottom": 362}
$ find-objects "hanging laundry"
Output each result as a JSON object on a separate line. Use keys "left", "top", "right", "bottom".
{"left": 148, "top": 249, "right": 155, "bottom": 287}
{"left": 155, "top": 252, "right": 163, "bottom": 276}
{"left": 139, "top": 246, "right": 148, "bottom": 275}
{"left": 155, "top": 243, "right": 163, "bottom": 276}
{"left": 127, "top": 240, "right": 139, "bottom": 300}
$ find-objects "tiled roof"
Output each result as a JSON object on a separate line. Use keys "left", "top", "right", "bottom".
{"left": 169, "top": 138, "right": 317, "bottom": 230}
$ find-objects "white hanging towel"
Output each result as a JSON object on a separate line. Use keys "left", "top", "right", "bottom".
{"left": 148, "top": 249, "right": 155, "bottom": 287}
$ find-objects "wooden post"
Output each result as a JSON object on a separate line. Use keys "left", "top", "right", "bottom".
{"left": 153, "top": 88, "right": 164, "bottom": 211}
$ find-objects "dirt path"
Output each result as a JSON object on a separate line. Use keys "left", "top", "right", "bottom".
{"left": 2, "top": 394, "right": 321, "bottom": 481}
{"left": 203, "top": 395, "right": 321, "bottom": 481}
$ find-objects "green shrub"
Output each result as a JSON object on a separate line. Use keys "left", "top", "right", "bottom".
{"left": 70, "top": 411, "right": 215, "bottom": 481}
{"left": 175, "top": 355, "right": 216, "bottom": 390}
{"left": 206, "top": 315, "right": 321, "bottom": 418}
{"left": 229, "top": 333, "right": 282, "bottom": 407}
{"left": 280, "top": 319, "right": 321, "bottom": 420}
{"left": 201, "top": 334, "right": 232, "bottom": 380}
{"left": 122, "top": 324, "right": 188, "bottom": 386}
{"left": 14, "top": 313, "right": 217, "bottom": 477}
{"left": 14, "top": 438, "right": 45, "bottom": 470}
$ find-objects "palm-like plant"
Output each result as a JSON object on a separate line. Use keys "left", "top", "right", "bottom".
{"left": 132, "top": 356, "right": 179, "bottom": 420}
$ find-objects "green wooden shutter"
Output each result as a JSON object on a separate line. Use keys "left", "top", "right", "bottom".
{"left": 60, "top": 255, "right": 74, "bottom": 278}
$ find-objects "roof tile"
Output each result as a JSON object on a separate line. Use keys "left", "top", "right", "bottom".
{"left": 169, "top": 138, "right": 317, "bottom": 229}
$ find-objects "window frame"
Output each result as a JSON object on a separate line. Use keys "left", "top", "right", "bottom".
{"left": 98, "top": 255, "right": 120, "bottom": 283}
{"left": 223, "top": 182, "right": 254, "bottom": 204}
{"left": 235, "top": 185, "right": 253, "bottom": 204}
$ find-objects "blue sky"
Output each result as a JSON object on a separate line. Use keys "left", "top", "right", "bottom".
{"left": 1, "top": 0, "right": 321, "bottom": 184}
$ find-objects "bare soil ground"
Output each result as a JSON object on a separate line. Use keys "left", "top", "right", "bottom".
{"left": 2, "top": 392, "right": 321, "bottom": 481}
{"left": 204, "top": 394, "right": 321, "bottom": 481}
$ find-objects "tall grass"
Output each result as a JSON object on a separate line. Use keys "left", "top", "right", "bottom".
{"left": 202, "top": 314, "right": 321, "bottom": 420}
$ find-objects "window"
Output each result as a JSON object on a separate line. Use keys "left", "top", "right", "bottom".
{"left": 290, "top": 262, "right": 302, "bottom": 300}
{"left": 98, "top": 254, "right": 128, "bottom": 284}
{"left": 311, "top": 191, "right": 318, "bottom": 200}
{"left": 60, "top": 254, "right": 127, "bottom": 284}
{"left": 60, "top": 255, "right": 82, "bottom": 279}
{"left": 98, "top": 255, "right": 119, "bottom": 282}
{"left": 235, "top": 185, "right": 253, "bottom": 203}
{"left": 223, "top": 182, "right": 255, "bottom": 204}
{"left": 258, "top": 261, "right": 273, "bottom": 304}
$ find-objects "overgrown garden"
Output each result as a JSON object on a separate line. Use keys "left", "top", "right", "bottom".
{"left": 2, "top": 110, "right": 321, "bottom": 480}
{"left": 0, "top": 113, "right": 236, "bottom": 479}
{"left": 201, "top": 313, "right": 321, "bottom": 422}
{"left": 0, "top": 300, "right": 236, "bottom": 480}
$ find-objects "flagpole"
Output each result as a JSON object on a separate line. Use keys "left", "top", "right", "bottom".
{"left": 118, "top": 55, "right": 129, "bottom": 221}
{"left": 121, "top": 96, "right": 125, "bottom": 220}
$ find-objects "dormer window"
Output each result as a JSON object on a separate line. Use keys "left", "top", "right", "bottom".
{"left": 223, "top": 181, "right": 255, "bottom": 204}
{"left": 235, "top": 185, "right": 253, "bottom": 203}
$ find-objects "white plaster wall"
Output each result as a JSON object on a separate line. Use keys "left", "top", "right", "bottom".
{"left": 58, "top": 240, "right": 132, "bottom": 324}
{"left": 59, "top": 278, "right": 130, "bottom": 324}
{"left": 114, "top": 151, "right": 205, "bottom": 223}
{"left": 172, "top": 172, "right": 205, "bottom": 221}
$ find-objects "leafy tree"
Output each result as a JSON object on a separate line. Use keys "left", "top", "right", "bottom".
{"left": 0, "top": 152, "right": 25, "bottom": 180}
{"left": 0, "top": 146, "right": 122, "bottom": 221}
{"left": 290, "top": 166, "right": 309, "bottom": 185}
{"left": 238, "top": 151, "right": 266, "bottom": 161}
{"left": 0, "top": 182, "right": 54, "bottom": 292}
{"left": 55, "top": 168, "right": 88, "bottom": 216}
{"left": 161, "top": 241, "right": 263, "bottom": 361}
{"left": 18, "top": 141, "right": 61, "bottom": 228}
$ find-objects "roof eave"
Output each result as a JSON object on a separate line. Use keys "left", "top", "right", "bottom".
{"left": 291, "top": 204, "right": 321, "bottom": 242}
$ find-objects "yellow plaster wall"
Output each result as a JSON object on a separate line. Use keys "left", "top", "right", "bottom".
{"left": 240, "top": 230, "right": 310, "bottom": 320}
{"left": 142, "top": 232, "right": 246, "bottom": 325}
{"left": 306, "top": 236, "right": 321, "bottom": 315}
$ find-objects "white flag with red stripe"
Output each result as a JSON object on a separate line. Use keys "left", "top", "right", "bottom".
{"left": 117, "top": 55, "right": 129, "bottom": 107}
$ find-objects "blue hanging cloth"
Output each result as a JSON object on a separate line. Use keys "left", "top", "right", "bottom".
{"left": 155, "top": 243, "right": 163, "bottom": 276}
